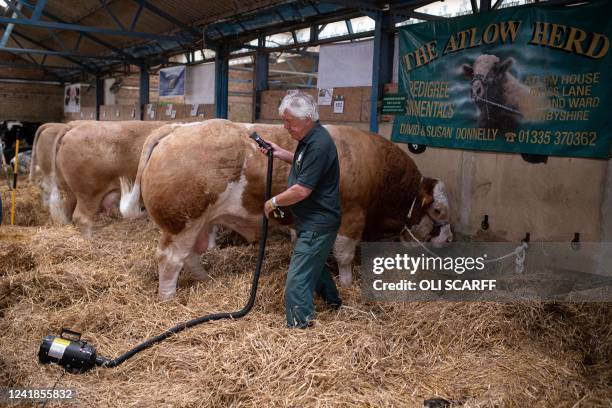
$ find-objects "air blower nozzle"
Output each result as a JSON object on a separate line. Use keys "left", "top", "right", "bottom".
{"left": 38, "top": 329, "right": 107, "bottom": 373}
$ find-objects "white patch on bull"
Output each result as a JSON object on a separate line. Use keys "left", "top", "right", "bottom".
{"left": 207, "top": 225, "right": 218, "bottom": 249}
{"left": 119, "top": 177, "right": 144, "bottom": 219}
{"left": 156, "top": 223, "right": 206, "bottom": 300}
{"left": 431, "top": 224, "right": 453, "bottom": 247}
{"left": 6, "top": 121, "right": 22, "bottom": 131}
{"left": 49, "top": 182, "right": 70, "bottom": 225}
{"left": 333, "top": 235, "right": 357, "bottom": 287}
{"left": 432, "top": 181, "right": 449, "bottom": 209}
{"left": 203, "top": 171, "right": 259, "bottom": 241}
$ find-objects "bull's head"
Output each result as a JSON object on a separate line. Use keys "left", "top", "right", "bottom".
{"left": 402, "top": 177, "right": 453, "bottom": 247}
{"left": 462, "top": 55, "right": 514, "bottom": 102}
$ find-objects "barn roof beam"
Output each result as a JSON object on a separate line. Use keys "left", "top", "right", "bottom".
{"left": 5, "top": 32, "right": 37, "bottom": 64}
{"left": 0, "top": 46, "right": 124, "bottom": 59}
{"left": 130, "top": 0, "right": 201, "bottom": 41}
{"left": 0, "top": 15, "right": 183, "bottom": 42}
{"left": 0, "top": 1, "right": 22, "bottom": 48}
{"left": 18, "top": 0, "right": 140, "bottom": 64}
{"left": 0, "top": 58, "right": 79, "bottom": 71}
{"left": 30, "top": 0, "right": 45, "bottom": 20}
{"left": 320, "top": 0, "right": 381, "bottom": 10}
{"left": 130, "top": 2, "right": 144, "bottom": 31}
{"left": 9, "top": 29, "right": 98, "bottom": 72}
{"left": 208, "top": 9, "right": 362, "bottom": 47}
{"left": 98, "top": 0, "right": 126, "bottom": 31}
{"left": 241, "top": 29, "right": 375, "bottom": 54}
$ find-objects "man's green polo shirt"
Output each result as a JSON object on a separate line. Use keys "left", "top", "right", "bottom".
{"left": 288, "top": 122, "right": 341, "bottom": 233}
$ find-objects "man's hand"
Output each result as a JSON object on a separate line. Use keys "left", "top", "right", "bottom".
{"left": 257, "top": 139, "right": 279, "bottom": 156}
{"left": 263, "top": 198, "right": 273, "bottom": 219}
{"left": 256, "top": 139, "right": 294, "bottom": 163}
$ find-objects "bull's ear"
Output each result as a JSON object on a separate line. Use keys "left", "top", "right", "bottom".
{"left": 494, "top": 57, "right": 514, "bottom": 76}
{"left": 462, "top": 64, "right": 473, "bottom": 79}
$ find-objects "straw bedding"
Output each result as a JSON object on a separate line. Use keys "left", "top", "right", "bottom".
{"left": 0, "top": 180, "right": 610, "bottom": 407}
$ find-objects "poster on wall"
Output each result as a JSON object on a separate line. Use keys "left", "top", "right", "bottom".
{"left": 63, "top": 84, "right": 80, "bottom": 113}
{"left": 391, "top": 0, "right": 612, "bottom": 159}
{"left": 318, "top": 88, "right": 333, "bottom": 105}
{"left": 159, "top": 66, "right": 185, "bottom": 97}
{"left": 185, "top": 63, "right": 215, "bottom": 105}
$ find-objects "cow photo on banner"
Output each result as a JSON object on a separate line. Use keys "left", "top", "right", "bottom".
{"left": 64, "top": 84, "right": 80, "bottom": 113}
{"left": 159, "top": 66, "right": 186, "bottom": 97}
{"left": 391, "top": 0, "right": 612, "bottom": 159}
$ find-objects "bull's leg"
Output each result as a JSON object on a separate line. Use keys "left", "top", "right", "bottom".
{"left": 72, "top": 199, "right": 96, "bottom": 238}
{"left": 334, "top": 209, "right": 364, "bottom": 286}
{"left": 41, "top": 175, "right": 52, "bottom": 206}
{"left": 155, "top": 225, "right": 204, "bottom": 300}
{"left": 156, "top": 233, "right": 185, "bottom": 300}
{"left": 62, "top": 189, "right": 77, "bottom": 223}
{"left": 333, "top": 235, "right": 358, "bottom": 286}
{"left": 184, "top": 227, "right": 211, "bottom": 281}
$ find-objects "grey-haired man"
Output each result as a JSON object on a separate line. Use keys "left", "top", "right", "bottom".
{"left": 259, "top": 92, "right": 342, "bottom": 328}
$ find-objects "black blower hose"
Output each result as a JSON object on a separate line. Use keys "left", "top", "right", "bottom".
{"left": 96, "top": 147, "right": 275, "bottom": 368}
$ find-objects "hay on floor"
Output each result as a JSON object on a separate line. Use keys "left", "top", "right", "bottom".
{"left": 0, "top": 188, "right": 611, "bottom": 407}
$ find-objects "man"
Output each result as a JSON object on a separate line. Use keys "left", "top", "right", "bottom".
{"left": 259, "top": 92, "right": 342, "bottom": 328}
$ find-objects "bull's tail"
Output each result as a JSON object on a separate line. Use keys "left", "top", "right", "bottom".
{"left": 28, "top": 123, "right": 50, "bottom": 182}
{"left": 119, "top": 177, "right": 144, "bottom": 218}
{"left": 120, "top": 125, "right": 175, "bottom": 219}
{"left": 49, "top": 125, "right": 71, "bottom": 224}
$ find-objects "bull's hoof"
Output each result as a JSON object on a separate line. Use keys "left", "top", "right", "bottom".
{"left": 189, "top": 270, "right": 209, "bottom": 282}
{"left": 339, "top": 271, "right": 352, "bottom": 287}
{"left": 158, "top": 291, "right": 176, "bottom": 301}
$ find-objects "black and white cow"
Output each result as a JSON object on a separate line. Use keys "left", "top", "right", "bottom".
{"left": 0, "top": 121, "right": 41, "bottom": 162}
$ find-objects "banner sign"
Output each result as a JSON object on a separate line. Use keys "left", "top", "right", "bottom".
{"left": 159, "top": 66, "right": 185, "bottom": 97}
{"left": 391, "top": 1, "right": 612, "bottom": 158}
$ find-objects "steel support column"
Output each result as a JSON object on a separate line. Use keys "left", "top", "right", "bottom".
{"left": 369, "top": 11, "right": 394, "bottom": 133}
{"left": 215, "top": 45, "right": 229, "bottom": 119}
{"left": 253, "top": 36, "right": 269, "bottom": 121}
{"left": 139, "top": 63, "right": 149, "bottom": 120}
{"left": 95, "top": 74, "right": 104, "bottom": 120}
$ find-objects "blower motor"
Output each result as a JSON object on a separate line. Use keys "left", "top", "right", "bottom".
{"left": 38, "top": 329, "right": 100, "bottom": 373}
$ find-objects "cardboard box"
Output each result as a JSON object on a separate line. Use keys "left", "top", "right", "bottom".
{"left": 144, "top": 104, "right": 160, "bottom": 121}
{"left": 63, "top": 112, "right": 80, "bottom": 122}
{"left": 79, "top": 107, "right": 97, "bottom": 120}
{"left": 185, "top": 103, "right": 215, "bottom": 120}
{"left": 121, "top": 104, "right": 140, "bottom": 120}
{"left": 318, "top": 87, "right": 365, "bottom": 123}
{"left": 99, "top": 105, "right": 114, "bottom": 121}
{"left": 158, "top": 103, "right": 186, "bottom": 121}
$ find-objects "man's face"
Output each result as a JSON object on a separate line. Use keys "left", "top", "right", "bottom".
{"left": 282, "top": 111, "right": 313, "bottom": 141}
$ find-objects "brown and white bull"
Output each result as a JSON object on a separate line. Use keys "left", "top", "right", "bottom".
{"left": 121, "top": 119, "right": 452, "bottom": 299}
{"left": 48, "top": 120, "right": 165, "bottom": 236}
{"left": 29, "top": 122, "right": 69, "bottom": 205}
